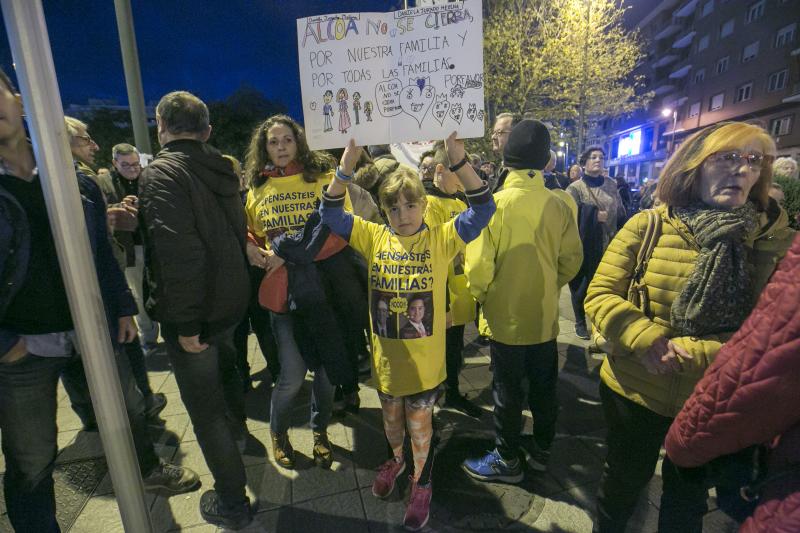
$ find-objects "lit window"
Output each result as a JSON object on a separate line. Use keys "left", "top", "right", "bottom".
{"left": 720, "top": 18, "right": 735, "bottom": 38}
{"left": 770, "top": 116, "right": 792, "bottom": 136}
{"left": 768, "top": 69, "right": 788, "bottom": 91}
{"left": 694, "top": 68, "right": 706, "bottom": 84}
{"left": 701, "top": 0, "right": 714, "bottom": 17}
{"left": 746, "top": 1, "right": 764, "bottom": 23}
{"left": 716, "top": 56, "right": 729, "bottom": 74}
{"left": 775, "top": 23, "right": 797, "bottom": 47}
{"left": 697, "top": 35, "right": 710, "bottom": 51}
{"left": 735, "top": 83, "right": 753, "bottom": 103}
{"left": 709, "top": 92, "right": 724, "bottom": 111}
{"left": 688, "top": 102, "right": 701, "bottom": 117}
{"left": 742, "top": 41, "right": 759, "bottom": 62}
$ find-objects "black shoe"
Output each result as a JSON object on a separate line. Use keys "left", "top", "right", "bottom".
{"left": 474, "top": 335, "right": 490, "bottom": 346}
{"left": 143, "top": 461, "right": 201, "bottom": 494}
{"left": 518, "top": 434, "right": 551, "bottom": 472}
{"left": 144, "top": 392, "right": 167, "bottom": 419}
{"left": 344, "top": 391, "right": 361, "bottom": 414}
{"left": 443, "top": 390, "right": 483, "bottom": 418}
{"left": 575, "top": 322, "right": 590, "bottom": 340}
{"left": 199, "top": 490, "right": 253, "bottom": 530}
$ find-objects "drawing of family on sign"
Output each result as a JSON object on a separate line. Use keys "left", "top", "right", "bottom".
{"left": 318, "top": 75, "right": 483, "bottom": 135}
{"left": 322, "top": 88, "right": 374, "bottom": 133}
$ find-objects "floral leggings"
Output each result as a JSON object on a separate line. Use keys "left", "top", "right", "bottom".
{"left": 378, "top": 386, "right": 439, "bottom": 485}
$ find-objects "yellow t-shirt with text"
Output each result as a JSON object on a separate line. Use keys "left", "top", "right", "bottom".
{"left": 424, "top": 195, "right": 476, "bottom": 326}
{"left": 245, "top": 170, "right": 351, "bottom": 244}
{"left": 349, "top": 217, "right": 464, "bottom": 396}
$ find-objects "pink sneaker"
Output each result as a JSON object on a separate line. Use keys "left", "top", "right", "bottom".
{"left": 372, "top": 458, "right": 405, "bottom": 499}
{"left": 403, "top": 477, "right": 432, "bottom": 531}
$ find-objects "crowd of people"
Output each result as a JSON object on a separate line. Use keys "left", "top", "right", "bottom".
{"left": 1, "top": 64, "right": 799, "bottom": 533}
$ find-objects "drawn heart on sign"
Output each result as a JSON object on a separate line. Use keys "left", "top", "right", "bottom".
{"left": 399, "top": 82, "right": 435, "bottom": 128}
{"left": 309, "top": 102, "right": 318, "bottom": 111}
{"left": 431, "top": 94, "right": 450, "bottom": 126}
{"left": 449, "top": 103, "right": 463, "bottom": 124}
{"left": 477, "top": 109, "right": 485, "bottom": 122}
{"left": 466, "top": 103, "right": 477, "bottom": 122}
{"left": 390, "top": 29, "right": 397, "bottom": 38}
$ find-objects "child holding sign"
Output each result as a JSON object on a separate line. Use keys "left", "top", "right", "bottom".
{"left": 320, "top": 134, "right": 495, "bottom": 531}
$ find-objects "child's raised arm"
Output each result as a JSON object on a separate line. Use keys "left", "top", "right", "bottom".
{"left": 444, "top": 132, "right": 483, "bottom": 192}
{"left": 443, "top": 132, "right": 495, "bottom": 244}
{"left": 320, "top": 139, "right": 362, "bottom": 240}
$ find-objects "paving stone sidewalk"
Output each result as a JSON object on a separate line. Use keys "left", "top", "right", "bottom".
{"left": 0, "top": 290, "right": 740, "bottom": 532}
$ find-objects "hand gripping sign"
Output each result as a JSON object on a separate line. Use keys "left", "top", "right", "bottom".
{"left": 297, "top": 0, "right": 484, "bottom": 150}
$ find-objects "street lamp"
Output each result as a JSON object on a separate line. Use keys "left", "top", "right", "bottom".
{"left": 661, "top": 107, "right": 678, "bottom": 156}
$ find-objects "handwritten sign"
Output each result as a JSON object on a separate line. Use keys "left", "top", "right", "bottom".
{"left": 297, "top": 0, "right": 484, "bottom": 150}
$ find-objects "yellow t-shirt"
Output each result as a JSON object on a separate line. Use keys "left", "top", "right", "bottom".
{"left": 349, "top": 216, "right": 464, "bottom": 396}
{"left": 424, "top": 195, "right": 476, "bottom": 326}
{"left": 245, "top": 170, "right": 351, "bottom": 244}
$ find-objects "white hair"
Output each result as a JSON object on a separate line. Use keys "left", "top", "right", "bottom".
{"left": 773, "top": 157, "right": 799, "bottom": 180}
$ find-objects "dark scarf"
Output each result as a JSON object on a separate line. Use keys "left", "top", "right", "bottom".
{"left": 670, "top": 201, "right": 760, "bottom": 336}
{"left": 261, "top": 161, "right": 304, "bottom": 179}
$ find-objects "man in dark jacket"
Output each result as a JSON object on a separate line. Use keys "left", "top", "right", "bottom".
{"left": 140, "top": 90, "right": 252, "bottom": 529}
{"left": 0, "top": 69, "right": 198, "bottom": 533}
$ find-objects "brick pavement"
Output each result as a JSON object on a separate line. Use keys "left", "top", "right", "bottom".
{"left": 0, "top": 289, "right": 740, "bottom": 532}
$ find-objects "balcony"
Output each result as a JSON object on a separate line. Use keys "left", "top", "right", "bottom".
{"left": 654, "top": 83, "right": 676, "bottom": 95}
{"left": 654, "top": 20, "right": 682, "bottom": 41}
{"left": 673, "top": 0, "right": 698, "bottom": 18}
{"left": 672, "top": 31, "right": 696, "bottom": 49}
{"left": 784, "top": 83, "right": 800, "bottom": 103}
{"left": 669, "top": 64, "right": 692, "bottom": 79}
{"left": 652, "top": 54, "right": 680, "bottom": 68}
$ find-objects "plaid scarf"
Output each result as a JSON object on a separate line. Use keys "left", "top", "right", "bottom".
{"left": 670, "top": 201, "right": 760, "bottom": 336}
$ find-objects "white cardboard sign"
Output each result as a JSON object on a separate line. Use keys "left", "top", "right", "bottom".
{"left": 297, "top": 0, "right": 484, "bottom": 150}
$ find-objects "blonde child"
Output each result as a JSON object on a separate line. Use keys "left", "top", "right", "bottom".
{"left": 320, "top": 135, "right": 495, "bottom": 531}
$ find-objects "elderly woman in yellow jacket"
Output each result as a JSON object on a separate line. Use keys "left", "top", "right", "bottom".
{"left": 585, "top": 122, "right": 795, "bottom": 533}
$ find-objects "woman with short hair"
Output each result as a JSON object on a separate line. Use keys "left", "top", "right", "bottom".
{"left": 585, "top": 122, "right": 796, "bottom": 532}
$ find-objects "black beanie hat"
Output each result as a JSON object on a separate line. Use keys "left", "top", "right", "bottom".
{"left": 503, "top": 119, "right": 551, "bottom": 171}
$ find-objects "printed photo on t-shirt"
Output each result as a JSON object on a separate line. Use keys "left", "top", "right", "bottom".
{"left": 397, "top": 292, "right": 434, "bottom": 340}
{"left": 372, "top": 290, "right": 399, "bottom": 339}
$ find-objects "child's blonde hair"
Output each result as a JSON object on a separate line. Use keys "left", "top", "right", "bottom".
{"left": 378, "top": 167, "right": 427, "bottom": 210}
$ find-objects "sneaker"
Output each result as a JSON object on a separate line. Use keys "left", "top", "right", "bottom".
{"left": 575, "top": 321, "right": 590, "bottom": 340}
{"left": 518, "top": 435, "right": 551, "bottom": 472}
{"left": 443, "top": 390, "right": 483, "bottom": 418}
{"left": 143, "top": 461, "right": 201, "bottom": 493}
{"left": 462, "top": 449, "right": 523, "bottom": 483}
{"left": 144, "top": 392, "right": 167, "bottom": 419}
{"left": 199, "top": 489, "right": 252, "bottom": 530}
{"left": 313, "top": 431, "right": 333, "bottom": 469}
{"left": 372, "top": 457, "right": 406, "bottom": 499}
{"left": 403, "top": 477, "right": 432, "bottom": 531}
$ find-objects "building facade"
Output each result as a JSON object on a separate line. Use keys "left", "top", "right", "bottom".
{"left": 593, "top": 0, "right": 800, "bottom": 185}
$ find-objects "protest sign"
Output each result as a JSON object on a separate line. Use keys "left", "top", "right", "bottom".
{"left": 297, "top": 0, "right": 484, "bottom": 150}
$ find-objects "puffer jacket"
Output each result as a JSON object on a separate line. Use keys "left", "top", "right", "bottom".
{"left": 466, "top": 170, "right": 583, "bottom": 345}
{"left": 665, "top": 234, "right": 800, "bottom": 533}
{"left": 585, "top": 201, "right": 795, "bottom": 417}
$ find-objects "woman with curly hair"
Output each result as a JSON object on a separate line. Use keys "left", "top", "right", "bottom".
{"left": 243, "top": 114, "right": 349, "bottom": 470}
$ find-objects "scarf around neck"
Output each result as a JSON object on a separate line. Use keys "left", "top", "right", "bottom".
{"left": 261, "top": 161, "right": 304, "bottom": 179}
{"left": 670, "top": 201, "right": 760, "bottom": 336}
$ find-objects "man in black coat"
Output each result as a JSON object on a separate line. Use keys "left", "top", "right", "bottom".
{"left": 140, "top": 91, "right": 252, "bottom": 529}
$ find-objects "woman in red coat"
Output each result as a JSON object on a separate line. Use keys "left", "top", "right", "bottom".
{"left": 665, "top": 234, "right": 800, "bottom": 533}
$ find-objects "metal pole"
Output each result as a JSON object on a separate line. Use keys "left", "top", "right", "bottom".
{"left": 113, "top": 0, "right": 152, "bottom": 155}
{"left": 670, "top": 109, "right": 678, "bottom": 156}
{"left": 0, "top": 1, "right": 153, "bottom": 531}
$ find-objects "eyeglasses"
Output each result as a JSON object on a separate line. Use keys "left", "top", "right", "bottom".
{"left": 117, "top": 162, "right": 141, "bottom": 170}
{"left": 420, "top": 165, "right": 433, "bottom": 172}
{"left": 72, "top": 134, "right": 96, "bottom": 146}
{"left": 491, "top": 130, "right": 512, "bottom": 138}
{"left": 707, "top": 151, "right": 770, "bottom": 170}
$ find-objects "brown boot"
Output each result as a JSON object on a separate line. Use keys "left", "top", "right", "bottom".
{"left": 313, "top": 431, "right": 333, "bottom": 469}
{"left": 271, "top": 431, "right": 295, "bottom": 469}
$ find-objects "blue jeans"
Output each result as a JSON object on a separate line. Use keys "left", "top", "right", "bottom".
{"left": 269, "top": 313, "right": 334, "bottom": 434}
{"left": 0, "top": 353, "right": 68, "bottom": 532}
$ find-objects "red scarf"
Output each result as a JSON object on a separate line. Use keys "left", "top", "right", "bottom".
{"left": 260, "top": 161, "right": 304, "bottom": 179}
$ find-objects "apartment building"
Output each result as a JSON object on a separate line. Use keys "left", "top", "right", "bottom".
{"left": 592, "top": 0, "right": 800, "bottom": 184}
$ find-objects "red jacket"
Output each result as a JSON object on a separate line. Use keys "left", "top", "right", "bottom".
{"left": 665, "top": 234, "right": 800, "bottom": 533}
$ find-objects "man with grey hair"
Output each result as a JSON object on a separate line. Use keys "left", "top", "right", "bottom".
{"left": 490, "top": 112, "right": 522, "bottom": 191}
{"left": 140, "top": 90, "right": 252, "bottom": 529}
{"left": 110, "top": 142, "right": 160, "bottom": 351}
{"left": 64, "top": 116, "right": 115, "bottom": 199}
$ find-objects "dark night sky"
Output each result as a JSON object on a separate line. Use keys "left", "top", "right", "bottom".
{"left": 0, "top": 1, "right": 403, "bottom": 120}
